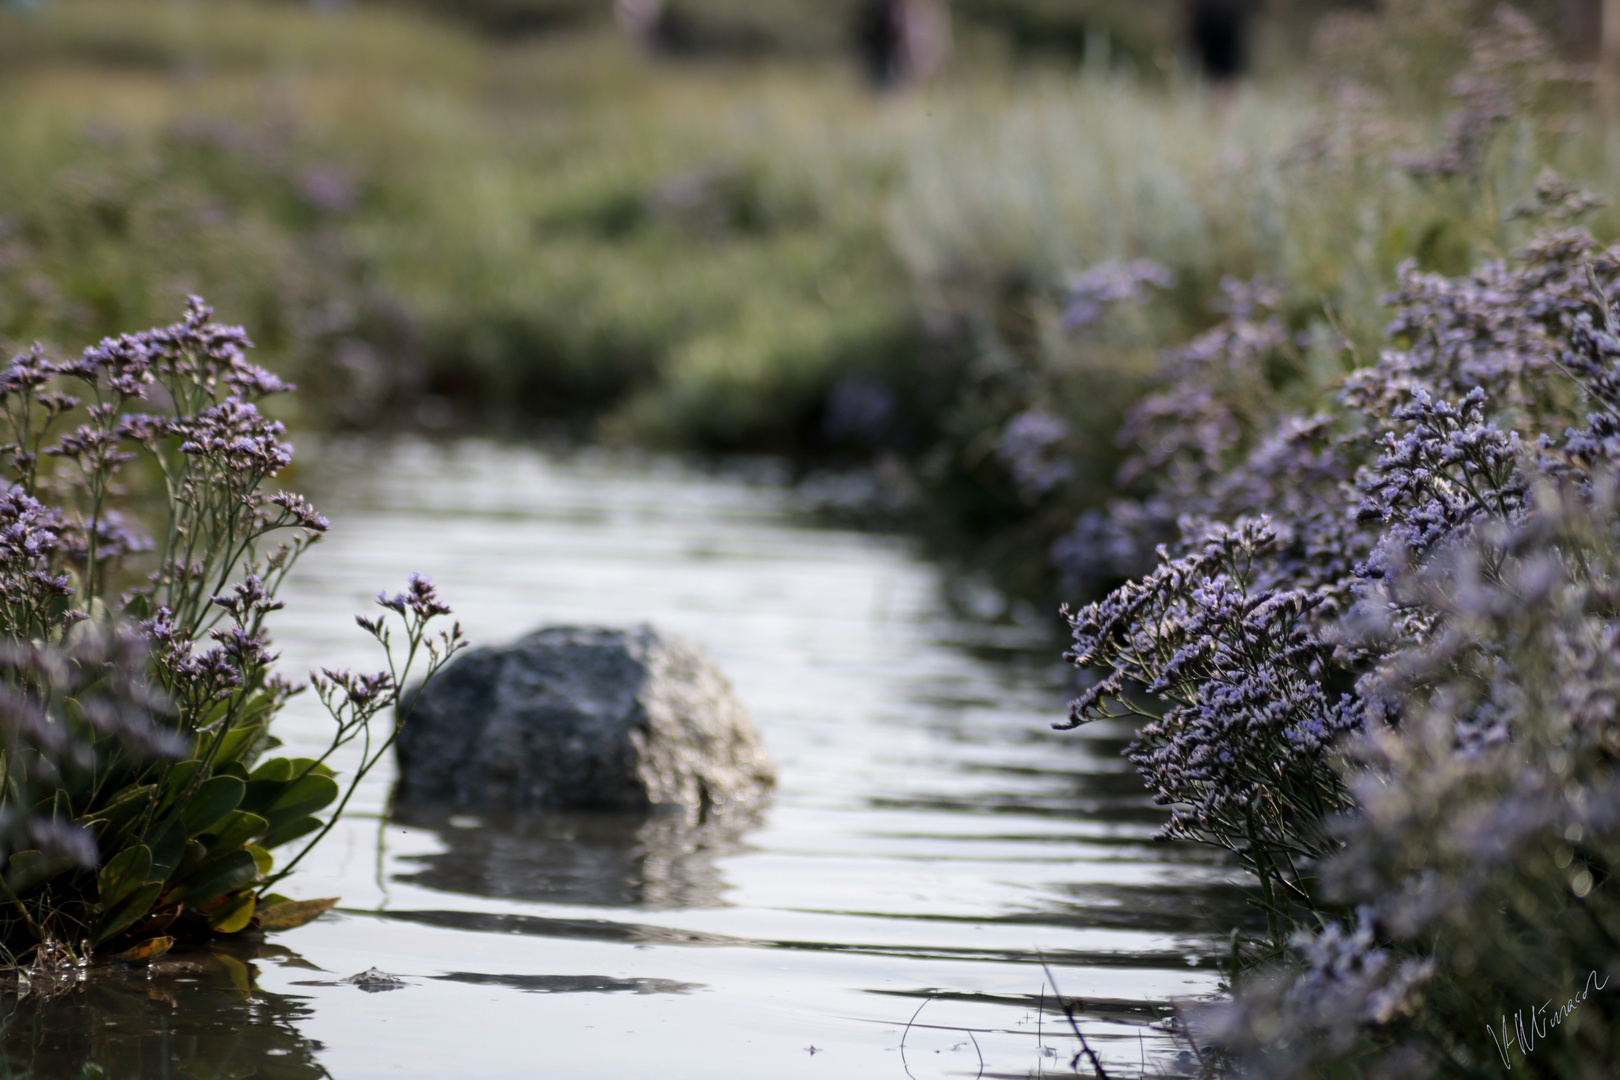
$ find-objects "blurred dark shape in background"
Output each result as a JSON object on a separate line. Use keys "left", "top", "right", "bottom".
{"left": 611, "top": 0, "right": 950, "bottom": 70}
{"left": 373, "top": 0, "right": 1615, "bottom": 82}
{"left": 614, "top": 0, "right": 665, "bottom": 45}
{"left": 855, "top": 0, "right": 952, "bottom": 88}
{"left": 1187, "top": 0, "right": 1253, "bottom": 79}
{"left": 610, "top": 0, "right": 833, "bottom": 56}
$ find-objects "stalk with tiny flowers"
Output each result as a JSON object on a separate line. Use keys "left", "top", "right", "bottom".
{"left": 261, "top": 575, "right": 464, "bottom": 893}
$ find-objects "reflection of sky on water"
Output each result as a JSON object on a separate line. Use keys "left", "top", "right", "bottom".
{"left": 4, "top": 441, "right": 1231, "bottom": 1078}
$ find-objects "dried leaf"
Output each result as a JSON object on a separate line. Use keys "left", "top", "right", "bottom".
{"left": 113, "top": 936, "right": 173, "bottom": 964}
{"left": 257, "top": 896, "right": 340, "bottom": 931}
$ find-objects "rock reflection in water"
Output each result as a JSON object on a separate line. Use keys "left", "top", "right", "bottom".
{"left": 431, "top": 972, "right": 702, "bottom": 994}
{"left": 0, "top": 943, "right": 325, "bottom": 1079}
{"left": 390, "top": 803, "right": 763, "bottom": 908}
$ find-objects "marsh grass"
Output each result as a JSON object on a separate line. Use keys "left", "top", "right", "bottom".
{"left": 6, "top": 1, "right": 1620, "bottom": 611}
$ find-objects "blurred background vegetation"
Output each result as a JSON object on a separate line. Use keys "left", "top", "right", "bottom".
{"left": 1, "top": 0, "right": 1616, "bottom": 610}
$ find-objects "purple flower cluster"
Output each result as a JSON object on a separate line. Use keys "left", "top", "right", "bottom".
{"left": 177, "top": 397, "right": 294, "bottom": 482}
{"left": 1353, "top": 387, "right": 1526, "bottom": 580}
{"left": 1061, "top": 259, "right": 1174, "bottom": 331}
{"left": 1197, "top": 908, "right": 1436, "bottom": 1079}
{"left": 994, "top": 410, "right": 1074, "bottom": 502}
{"left": 1050, "top": 276, "right": 1316, "bottom": 601}
{"left": 1063, "top": 519, "right": 1360, "bottom": 901}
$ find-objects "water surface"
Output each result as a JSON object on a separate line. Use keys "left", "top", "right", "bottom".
{"left": 6, "top": 441, "right": 1237, "bottom": 1079}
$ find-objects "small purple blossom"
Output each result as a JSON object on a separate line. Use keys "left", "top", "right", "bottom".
{"left": 1062, "top": 258, "right": 1174, "bottom": 331}
{"left": 995, "top": 411, "right": 1073, "bottom": 501}
{"left": 0, "top": 345, "right": 56, "bottom": 399}
{"left": 269, "top": 490, "right": 329, "bottom": 532}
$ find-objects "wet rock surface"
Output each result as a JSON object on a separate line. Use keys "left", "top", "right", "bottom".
{"left": 394, "top": 625, "right": 775, "bottom": 813}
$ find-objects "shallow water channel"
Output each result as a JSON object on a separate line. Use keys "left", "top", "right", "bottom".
{"left": 3, "top": 441, "right": 1240, "bottom": 1079}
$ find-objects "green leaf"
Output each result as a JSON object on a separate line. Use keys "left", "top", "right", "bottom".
{"left": 5, "top": 850, "right": 76, "bottom": 895}
{"left": 258, "top": 815, "right": 322, "bottom": 852}
{"left": 284, "top": 758, "right": 337, "bottom": 780}
{"left": 90, "top": 881, "right": 163, "bottom": 947}
{"left": 179, "top": 776, "right": 244, "bottom": 837}
{"left": 170, "top": 840, "right": 207, "bottom": 886}
{"left": 256, "top": 896, "right": 340, "bottom": 931}
{"left": 166, "top": 849, "right": 259, "bottom": 907}
{"left": 156, "top": 761, "right": 203, "bottom": 817}
{"left": 237, "top": 692, "right": 277, "bottom": 727}
{"left": 247, "top": 845, "right": 272, "bottom": 877}
{"left": 206, "top": 891, "right": 256, "bottom": 933}
{"left": 96, "top": 845, "right": 152, "bottom": 907}
{"left": 247, "top": 758, "right": 293, "bottom": 783}
{"left": 258, "top": 775, "right": 340, "bottom": 834}
{"left": 199, "top": 721, "right": 266, "bottom": 769}
{"left": 84, "top": 784, "right": 156, "bottom": 844}
{"left": 200, "top": 810, "right": 268, "bottom": 856}
{"left": 62, "top": 697, "right": 87, "bottom": 728}
{"left": 146, "top": 819, "right": 190, "bottom": 881}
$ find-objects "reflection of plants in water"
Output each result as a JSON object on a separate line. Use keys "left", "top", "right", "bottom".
{"left": 0, "top": 942, "right": 329, "bottom": 1079}
{"left": 0, "top": 301, "right": 462, "bottom": 966}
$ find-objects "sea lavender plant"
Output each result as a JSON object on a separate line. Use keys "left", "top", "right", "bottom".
{"left": 1201, "top": 488, "right": 1620, "bottom": 1078}
{"left": 0, "top": 299, "right": 462, "bottom": 965}
{"left": 1061, "top": 519, "right": 1361, "bottom": 943}
{"left": 1060, "top": 188, "right": 1620, "bottom": 1074}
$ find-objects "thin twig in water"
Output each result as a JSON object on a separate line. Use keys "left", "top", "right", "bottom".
{"left": 1037, "top": 982, "right": 1046, "bottom": 1076}
{"left": 898, "top": 994, "right": 932, "bottom": 1080}
{"left": 1039, "top": 956, "right": 1110, "bottom": 1080}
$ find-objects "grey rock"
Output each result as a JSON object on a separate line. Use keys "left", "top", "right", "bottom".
{"left": 394, "top": 625, "right": 774, "bottom": 813}
{"left": 341, "top": 968, "right": 407, "bottom": 993}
